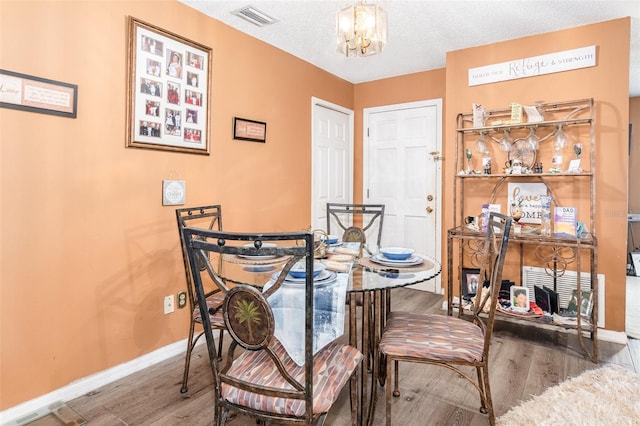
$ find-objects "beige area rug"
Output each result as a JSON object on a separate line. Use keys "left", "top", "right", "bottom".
{"left": 497, "top": 364, "right": 640, "bottom": 426}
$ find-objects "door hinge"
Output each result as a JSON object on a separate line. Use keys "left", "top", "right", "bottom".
{"left": 367, "top": 128, "right": 370, "bottom": 137}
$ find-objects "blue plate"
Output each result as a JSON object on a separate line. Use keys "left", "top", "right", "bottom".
{"left": 288, "top": 261, "right": 326, "bottom": 278}
{"left": 379, "top": 247, "right": 414, "bottom": 260}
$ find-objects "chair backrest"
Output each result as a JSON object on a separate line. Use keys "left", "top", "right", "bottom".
{"left": 472, "top": 212, "right": 512, "bottom": 352}
{"left": 176, "top": 205, "right": 223, "bottom": 311}
{"left": 181, "top": 227, "right": 317, "bottom": 421}
{"left": 326, "top": 203, "right": 385, "bottom": 248}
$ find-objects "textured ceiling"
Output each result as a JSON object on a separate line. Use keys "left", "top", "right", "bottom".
{"left": 180, "top": 0, "right": 640, "bottom": 96}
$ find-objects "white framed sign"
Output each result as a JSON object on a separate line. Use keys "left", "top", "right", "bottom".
{"left": 469, "top": 45, "right": 596, "bottom": 87}
{"left": 508, "top": 182, "right": 547, "bottom": 224}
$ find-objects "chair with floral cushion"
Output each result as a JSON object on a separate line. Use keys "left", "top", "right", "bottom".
{"left": 182, "top": 227, "right": 363, "bottom": 425}
{"left": 175, "top": 204, "right": 224, "bottom": 394}
{"left": 379, "top": 212, "right": 512, "bottom": 426}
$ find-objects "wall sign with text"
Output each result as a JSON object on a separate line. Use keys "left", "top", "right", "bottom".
{"left": 468, "top": 45, "right": 596, "bottom": 87}
{"left": 0, "top": 69, "right": 77, "bottom": 118}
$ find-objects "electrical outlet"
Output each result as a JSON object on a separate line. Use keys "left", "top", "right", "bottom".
{"left": 164, "top": 295, "right": 175, "bottom": 314}
{"left": 177, "top": 291, "right": 187, "bottom": 309}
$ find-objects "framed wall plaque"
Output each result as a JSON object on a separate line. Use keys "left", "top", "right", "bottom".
{"left": 126, "top": 17, "right": 211, "bottom": 155}
{"left": 233, "top": 117, "right": 267, "bottom": 143}
{"left": 0, "top": 69, "right": 77, "bottom": 118}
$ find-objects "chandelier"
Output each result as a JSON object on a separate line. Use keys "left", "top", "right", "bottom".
{"left": 336, "top": 1, "right": 387, "bottom": 57}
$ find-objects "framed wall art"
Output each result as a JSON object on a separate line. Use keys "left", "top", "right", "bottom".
{"left": 0, "top": 69, "right": 77, "bottom": 118}
{"left": 233, "top": 117, "right": 267, "bottom": 143}
{"left": 126, "top": 17, "right": 211, "bottom": 154}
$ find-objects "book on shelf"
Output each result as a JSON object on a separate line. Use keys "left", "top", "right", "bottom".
{"left": 534, "top": 285, "right": 560, "bottom": 314}
{"left": 481, "top": 203, "right": 501, "bottom": 232}
{"left": 554, "top": 207, "right": 577, "bottom": 236}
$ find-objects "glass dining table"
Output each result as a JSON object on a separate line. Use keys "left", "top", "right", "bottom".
{"left": 220, "top": 249, "right": 442, "bottom": 426}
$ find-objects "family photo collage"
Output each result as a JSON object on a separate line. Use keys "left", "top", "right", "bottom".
{"left": 130, "top": 20, "right": 210, "bottom": 153}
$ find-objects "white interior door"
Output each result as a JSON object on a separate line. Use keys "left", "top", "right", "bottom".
{"left": 311, "top": 98, "right": 354, "bottom": 230}
{"left": 364, "top": 100, "right": 443, "bottom": 292}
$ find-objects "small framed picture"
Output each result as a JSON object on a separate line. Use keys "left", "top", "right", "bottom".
{"left": 510, "top": 286, "right": 530, "bottom": 312}
{"left": 461, "top": 268, "right": 481, "bottom": 296}
{"left": 631, "top": 252, "right": 640, "bottom": 277}
{"left": 233, "top": 117, "right": 267, "bottom": 143}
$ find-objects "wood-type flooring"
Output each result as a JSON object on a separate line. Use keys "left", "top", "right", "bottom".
{"left": 67, "top": 288, "right": 640, "bottom": 425}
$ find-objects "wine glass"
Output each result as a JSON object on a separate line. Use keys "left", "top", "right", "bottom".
{"left": 573, "top": 143, "right": 583, "bottom": 159}
{"left": 465, "top": 148, "right": 472, "bottom": 173}
{"left": 526, "top": 128, "right": 539, "bottom": 150}
{"left": 554, "top": 125, "right": 567, "bottom": 149}
{"left": 499, "top": 130, "right": 512, "bottom": 152}
{"left": 475, "top": 132, "right": 487, "bottom": 153}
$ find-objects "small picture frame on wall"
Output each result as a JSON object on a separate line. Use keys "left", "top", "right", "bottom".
{"left": 126, "top": 16, "right": 211, "bottom": 155}
{"left": 233, "top": 117, "right": 267, "bottom": 143}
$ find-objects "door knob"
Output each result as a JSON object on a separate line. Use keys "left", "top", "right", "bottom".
{"left": 430, "top": 151, "right": 444, "bottom": 161}
{"left": 427, "top": 195, "right": 434, "bottom": 201}
{"left": 426, "top": 206, "right": 433, "bottom": 213}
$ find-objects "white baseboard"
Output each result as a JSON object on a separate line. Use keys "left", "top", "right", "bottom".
{"left": 0, "top": 338, "right": 189, "bottom": 425}
{"left": 597, "top": 329, "right": 629, "bottom": 345}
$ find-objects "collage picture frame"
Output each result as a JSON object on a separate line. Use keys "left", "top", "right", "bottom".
{"left": 126, "top": 17, "right": 211, "bottom": 155}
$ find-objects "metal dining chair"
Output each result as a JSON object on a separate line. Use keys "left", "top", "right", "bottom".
{"left": 175, "top": 204, "right": 224, "bottom": 394}
{"left": 326, "top": 203, "right": 385, "bottom": 252}
{"left": 379, "top": 212, "right": 512, "bottom": 426}
{"left": 181, "top": 227, "right": 363, "bottom": 425}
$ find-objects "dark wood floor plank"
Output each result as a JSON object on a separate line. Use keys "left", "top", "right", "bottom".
{"left": 65, "top": 288, "right": 635, "bottom": 425}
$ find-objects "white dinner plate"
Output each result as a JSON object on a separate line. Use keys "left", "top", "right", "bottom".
{"left": 369, "top": 254, "right": 425, "bottom": 267}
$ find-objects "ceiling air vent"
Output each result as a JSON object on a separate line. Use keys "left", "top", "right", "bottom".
{"left": 232, "top": 5, "right": 279, "bottom": 27}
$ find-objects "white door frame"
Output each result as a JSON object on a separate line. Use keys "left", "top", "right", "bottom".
{"left": 311, "top": 97, "right": 355, "bottom": 228}
{"left": 363, "top": 99, "right": 443, "bottom": 292}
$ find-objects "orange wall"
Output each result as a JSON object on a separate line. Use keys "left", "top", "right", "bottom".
{"left": 444, "top": 19, "right": 630, "bottom": 331}
{"left": 0, "top": 0, "right": 352, "bottom": 409}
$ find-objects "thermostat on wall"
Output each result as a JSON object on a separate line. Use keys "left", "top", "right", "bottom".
{"left": 162, "top": 180, "right": 185, "bottom": 206}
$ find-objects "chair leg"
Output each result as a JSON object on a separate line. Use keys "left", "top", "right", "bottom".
{"left": 349, "top": 367, "right": 359, "bottom": 426}
{"left": 217, "top": 329, "right": 224, "bottom": 362}
{"left": 180, "top": 320, "right": 197, "bottom": 393}
{"left": 476, "top": 366, "right": 488, "bottom": 414}
{"left": 386, "top": 355, "right": 393, "bottom": 426}
{"left": 481, "top": 366, "right": 496, "bottom": 426}
{"left": 393, "top": 360, "right": 400, "bottom": 397}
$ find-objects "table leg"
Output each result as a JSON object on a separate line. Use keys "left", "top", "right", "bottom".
{"left": 349, "top": 289, "right": 386, "bottom": 426}
{"left": 349, "top": 292, "right": 361, "bottom": 425}
{"left": 366, "top": 290, "right": 382, "bottom": 425}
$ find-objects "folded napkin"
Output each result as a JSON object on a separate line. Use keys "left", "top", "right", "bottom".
{"left": 327, "top": 246, "right": 359, "bottom": 257}
{"left": 327, "top": 253, "right": 355, "bottom": 262}
{"left": 322, "top": 259, "right": 352, "bottom": 273}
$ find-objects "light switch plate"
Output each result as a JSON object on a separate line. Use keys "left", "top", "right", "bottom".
{"left": 162, "top": 180, "right": 185, "bottom": 206}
